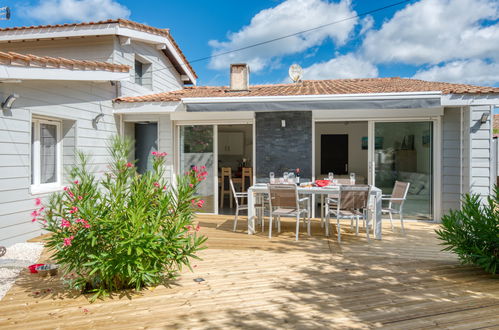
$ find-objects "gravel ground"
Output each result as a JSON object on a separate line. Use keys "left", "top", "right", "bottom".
{"left": 0, "top": 243, "right": 44, "bottom": 300}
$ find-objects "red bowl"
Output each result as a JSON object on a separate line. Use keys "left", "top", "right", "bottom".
{"left": 28, "top": 264, "right": 45, "bottom": 273}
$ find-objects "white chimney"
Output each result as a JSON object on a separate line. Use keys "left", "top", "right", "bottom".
{"left": 230, "top": 63, "right": 249, "bottom": 91}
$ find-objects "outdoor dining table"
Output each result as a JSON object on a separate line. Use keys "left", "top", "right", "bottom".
{"left": 247, "top": 184, "right": 384, "bottom": 240}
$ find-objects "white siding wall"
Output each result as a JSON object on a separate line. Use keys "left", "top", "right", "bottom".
{"left": 0, "top": 81, "right": 117, "bottom": 246}
{"left": 469, "top": 105, "right": 493, "bottom": 198}
{"left": 112, "top": 38, "right": 183, "bottom": 97}
{"left": 441, "top": 107, "right": 461, "bottom": 212}
{"left": 1, "top": 36, "right": 115, "bottom": 62}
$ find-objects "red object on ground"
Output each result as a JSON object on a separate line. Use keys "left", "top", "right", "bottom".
{"left": 315, "top": 180, "right": 330, "bottom": 187}
{"left": 28, "top": 264, "right": 45, "bottom": 273}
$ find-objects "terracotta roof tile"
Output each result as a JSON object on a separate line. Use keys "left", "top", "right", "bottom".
{"left": 114, "top": 77, "right": 499, "bottom": 103}
{"left": 0, "top": 51, "right": 130, "bottom": 72}
{"left": 0, "top": 19, "right": 196, "bottom": 79}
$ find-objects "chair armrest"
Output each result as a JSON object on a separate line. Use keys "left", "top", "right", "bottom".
{"left": 325, "top": 198, "right": 338, "bottom": 203}
{"left": 381, "top": 197, "right": 406, "bottom": 201}
{"left": 234, "top": 192, "right": 248, "bottom": 197}
{"left": 381, "top": 194, "right": 392, "bottom": 198}
{"left": 298, "top": 197, "right": 309, "bottom": 203}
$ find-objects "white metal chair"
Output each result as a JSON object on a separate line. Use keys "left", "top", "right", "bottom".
{"left": 267, "top": 184, "right": 310, "bottom": 241}
{"left": 231, "top": 179, "right": 266, "bottom": 232}
{"left": 382, "top": 181, "right": 410, "bottom": 233}
{"left": 325, "top": 185, "right": 371, "bottom": 242}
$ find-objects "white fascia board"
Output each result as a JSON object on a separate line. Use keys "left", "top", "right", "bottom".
{"left": 441, "top": 94, "right": 499, "bottom": 106}
{"left": 0, "top": 25, "right": 120, "bottom": 41}
{"left": 115, "top": 27, "right": 196, "bottom": 85}
{"left": 181, "top": 91, "right": 443, "bottom": 104}
{"left": 113, "top": 101, "right": 182, "bottom": 114}
{"left": 0, "top": 24, "right": 197, "bottom": 85}
{"left": 0, "top": 65, "right": 129, "bottom": 81}
{"left": 313, "top": 107, "right": 444, "bottom": 120}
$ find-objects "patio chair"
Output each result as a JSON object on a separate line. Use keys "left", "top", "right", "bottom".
{"left": 382, "top": 181, "right": 410, "bottom": 233}
{"left": 320, "top": 178, "right": 354, "bottom": 228}
{"left": 325, "top": 185, "right": 371, "bottom": 242}
{"left": 267, "top": 184, "right": 310, "bottom": 241}
{"left": 231, "top": 179, "right": 266, "bottom": 232}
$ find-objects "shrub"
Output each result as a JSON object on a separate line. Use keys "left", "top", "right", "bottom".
{"left": 435, "top": 187, "right": 499, "bottom": 275}
{"left": 33, "top": 136, "right": 207, "bottom": 300}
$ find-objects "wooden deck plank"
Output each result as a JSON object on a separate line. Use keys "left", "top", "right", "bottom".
{"left": 1, "top": 215, "right": 498, "bottom": 329}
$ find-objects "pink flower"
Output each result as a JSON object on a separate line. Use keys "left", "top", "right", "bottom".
{"left": 31, "top": 218, "right": 37, "bottom": 222}
{"left": 78, "top": 196, "right": 83, "bottom": 200}
{"left": 195, "top": 224, "right": 201, "bottom": 232}
{"left": 125, "top": 162, "right": 133, "bottom": 168}
{"left": 189, "top": 183, "right": 194, "bottom": 188}
{"left": 192, "top": 166, "right": 198, "bottom": 172}
{"left": 196, "top": 200, "right": 205, "bottom": 208}
{"left": 160, "top": 152, "right": 167, "bottom": 157}
{"left": 153, "top": 182, "right": 160, "bottom": 188}
{"left": 63, "top": 236, "right": 74, "bottom": 247}
{"left": 73, "top": 180, "right": 79, "bottom": 185}
{"left": 63, "top": 187, "right": 69, "bottom": 191}
{"left": 152, "top": 151, "right": 158, "bottom": 156}
{"left": 185, "top": 225, "right": 192, "bottom": 231}
{"left": 69, "top": 206, "right": 78, "bottom": 214}
{"left": 201, "top": 165, "right": 206, "bottom": 170}
{"left": 31, "top": 210, "right": 39, "bottom": 217}
{"left": 61, "top": 219, "right": 71, "bottom": 228}
{"left": 35, "top": 198, "right": 42, "bottom": 206}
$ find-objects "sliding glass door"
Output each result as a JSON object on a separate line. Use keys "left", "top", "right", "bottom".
{"left": 179, "top": 125, "right": 215, "bottom": 213}
{"left": 374, "top": 122, "right": 433, "bottom": 219}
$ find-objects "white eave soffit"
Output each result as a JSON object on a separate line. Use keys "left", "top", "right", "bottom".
{"left": 0, "top": 65, "right": 130, "bottom": 81}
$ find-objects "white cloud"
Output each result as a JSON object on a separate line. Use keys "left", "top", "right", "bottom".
{"left": 302, "top": 53, "right": 378, "bottom": 80}
{"left": 22, "top": 0, "right": 130, "bottom": 23}
{"left": 362, "top": 0, "right": 499, "bottom": 65}
{"left": 208, "top": 0, "right": 358, "bottom": 72}
{"left": 413, "top": 60, "right": 499, "bottom": 85}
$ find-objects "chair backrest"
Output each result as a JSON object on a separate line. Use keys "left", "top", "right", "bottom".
{"left": 336, "top": 178, "right": 351, "bottom": 185}
{"left": 338, "top": 185, "right": 370, "bottom": 211}
{"left": 242, "top": 167, "right": 253, "bottom": 191}
{"left": 221, "top": 167, "right": 231, "bottom": 190}
{"left": 229, "top": 179, "right": 239, "bottom": 207}
{"left": 391, "top": 181, "right": 410, "bottom": 206}
{"left": 268, "top": 184, "right": 298, "bottom": 210}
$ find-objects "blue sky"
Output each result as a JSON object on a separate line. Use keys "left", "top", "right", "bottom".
{"left": 2, "top": 0, "right": 499, "bottom": 89}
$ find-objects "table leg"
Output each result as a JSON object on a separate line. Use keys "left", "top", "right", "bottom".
{"left": 375, "top": 190, "right": 382, "bottom": 240}
{"left": 247, "top": 188, "right": 255, "bottom": 235}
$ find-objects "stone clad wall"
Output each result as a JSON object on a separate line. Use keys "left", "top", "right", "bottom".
{"left": 255, "top": 111, "right": 312, "bottom": 181}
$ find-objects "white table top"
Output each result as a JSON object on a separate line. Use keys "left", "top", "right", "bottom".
{"left": 248, "top": 183, "right": 381, "bottom": 194}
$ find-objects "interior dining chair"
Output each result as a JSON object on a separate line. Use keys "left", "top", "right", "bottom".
{"left": 382, "top": 181, "right": 411, "bottom": 233}
{"left": 231, "top": 179, "right": 266, "bottom": 232}
{"left": 220, "top": 167, "right": 232, "bottom": 209}
{"left": 241, "top": 167, "right": 253, "bottom": 204}
{"left": 325, "top": 185, "right": 371, "bottom": 242}
{"left": 267, "top": 184, "right": 310, "bottom": 241}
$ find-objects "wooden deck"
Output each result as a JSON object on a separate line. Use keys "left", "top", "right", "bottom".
{"left": 1, "top": 215, "right": 498, "bottom": 329}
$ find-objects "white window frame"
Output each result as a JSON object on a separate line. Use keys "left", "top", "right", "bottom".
{"left": 30, "top": 117, "right": 63, "bottom": 194}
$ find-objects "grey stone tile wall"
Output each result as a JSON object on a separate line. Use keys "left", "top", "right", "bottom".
{"left": 255, "top": 111, "right": 312, "bottom": 181}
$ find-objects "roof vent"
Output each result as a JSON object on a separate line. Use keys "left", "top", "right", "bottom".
{"left": 229, "top": 63, "right": 249, "bottom": 91}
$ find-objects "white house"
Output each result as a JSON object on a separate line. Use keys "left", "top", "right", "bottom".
{"left": 0, "top": 19, "right": 196, "bottom": 246}
{"left": 1, "top": 20, "right": 499, "bottom": 246}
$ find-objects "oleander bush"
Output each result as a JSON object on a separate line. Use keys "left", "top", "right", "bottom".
{"left": 32, "top": 136, "right": 207, "bottom": 300}
{"left": 435, "top": 187, "right": 499, "bottom": 275}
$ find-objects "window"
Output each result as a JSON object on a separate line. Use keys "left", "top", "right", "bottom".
{"left": 134, "top": 56, "right": 152, "bottom": 89}
{"left": 31, "top": 117, "right": 61, "bottom": 193}
{"left": 134, "top": 60, "right": 143, "bottom": 85}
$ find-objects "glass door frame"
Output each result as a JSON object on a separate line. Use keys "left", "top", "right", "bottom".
{"left": 174, "top": 119, "right": 256, "bottom": 215}
{"left": 367, "top": 117, "right": 442, "bottom": 221}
